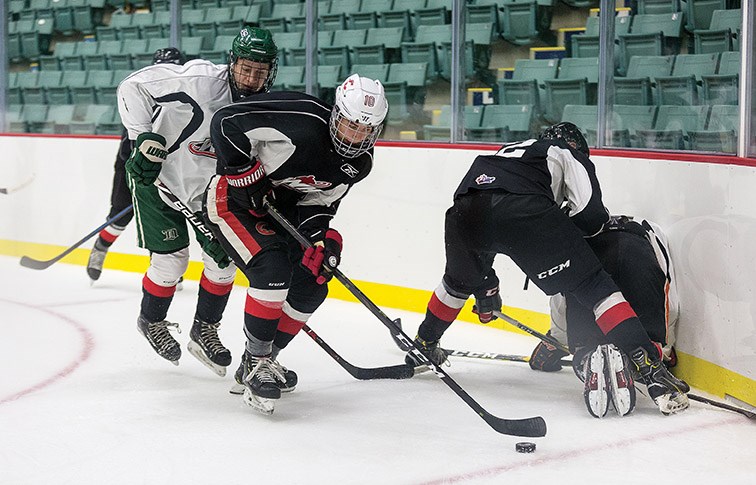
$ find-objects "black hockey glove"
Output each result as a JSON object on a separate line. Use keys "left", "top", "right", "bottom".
{"left": 301, "top": 229, "right": 342, "bottom": 285}
{"left": 194, "top": 219, "right": 231, "bottom": 269}
{"left": 472, "top": 271, "right": 502, "bottom": 324}
{"left": 224, "top": 158, "right": 271, "bottom": 217}
{"left": 125, "top": 132, "right": 167, "bottom": 186}
{"left": 529, "top": 336, "right": 570, "bottom": 372}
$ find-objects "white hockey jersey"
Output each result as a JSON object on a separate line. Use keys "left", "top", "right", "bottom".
{"left": 118, "top": 59, "right": 232, "bottom": 212}
{"left": 550, "top": 218, "right": 680, "bottom": 354}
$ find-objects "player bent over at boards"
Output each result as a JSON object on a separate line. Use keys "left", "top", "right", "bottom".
{"left": 118, "top": 28, "right": 279, "bottom": 376}
{"left": 203, "top": 74, "right": 388, "bottom": 414}
{"left": 406, "top": 123, "right": 689, "bottom": 416}
{"left": 530, "top": 215, "right": 682, "bottom": 417}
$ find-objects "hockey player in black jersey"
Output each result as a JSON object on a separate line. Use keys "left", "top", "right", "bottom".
{"left": 406, "top": 122, "right": 689, "bottom": 416}
{"left": 530, "top": 215, "right": 682, "bottom": 417}
{"left": 203, "top": 74, "right": 388, "bottom": 414}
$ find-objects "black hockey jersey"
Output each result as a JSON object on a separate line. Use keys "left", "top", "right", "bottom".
{"left": 210, "top": 91, "right": 373, "bottom": 236}
{"left": 454, "top": 138, "right": 609, "bottom": 236}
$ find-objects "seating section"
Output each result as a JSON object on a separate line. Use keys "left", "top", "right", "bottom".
{"left": 2, "top": 0, "right": 744, "bottom": 153}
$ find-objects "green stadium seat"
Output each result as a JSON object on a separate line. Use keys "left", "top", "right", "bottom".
{"left": 6, "top": 104, "right": 25, "bottom": 132}
{"left": 414, "top": 1, "right": 450, "bottom": 30}
{"left": 637, "top": 0, "right": 682, "bottom": 15}
{"left": 617, "top": 13, "right": 684, "bottom": 75}
{"left": 686, "top": 0, "right": 727, "bottom": 32}
{"left": 701, "top": 51, "right": 740, "bottom": 105}
{"left": 199, "top": 35, "right": 235, "bottom": 64}
{"left": 320, "top": 29, "right": 366, "bottom": 71}
{"left": 73, "top": 5, "right": 101, "bottom": 34}
{"left": 40, "top": 104, "right": 76, "bottom": 134}
{"left": 693, "top": 9, "right": 741, "bottom": 54}
{"left": 272, "top": 65, "right": 305, "bottom": 90}
{"left": 286, "top": 64, "right": 343, "bottom": 102}
{"left": 260, "top": 2, "right": 304, "bottom": 32}
{"left": 351, "top": 63, "right": 390, "bottom": 84}
{"left": 422, "top": 104, "right": 484, "bottom": 141}
{"left": 614, "top": 55, "right": 674, "bottom": 106}
{"left": 71, "top": 70, "right": 112, "bottom": 104}
{"left": 468, "top": 104, "right": 535, "bottom": 142}
{"left": 688, "top": 104, "right": 738, "bottom": 152}
{"left": 233, "top": 5, "right": 262, "bottom": 25}
{"left": 196, "top": 0, "right": 220, "bottom": 9}
{"left": 655, "top": 53, "right": 719, "bottom": 105}
{"left": 636, "top": 105, "right": 708, "bottom": 149}
{"left": 191, "top": 22, "right": 218, "bottom": 50}
{"left": 7, "top": 32, "right": 24, "bottom": 61}
{"left": 286, "top": 31, "right": 332, "bottom": 66}
{"left": 466, "top": 0, "right": 500, "bottom": 39}
{"left": 401, "top": 24, "right": 451, "bottom": 80}
{"left": 498, "top": 58, "right": 558, "bottom": 117}
{"left": 216, "top": 19, "right": 244, "bottom": 37}
{"left": 609, "top": 105, "right": 658, "bottom": 147}
{"left": 378, "top": 6, "right": 415, "bottom": 42}
{"left": 353, "top": 26, "right": 404, "bottom": 65}
{"left": 20, "top": 103, "right": 50, "bottom": 133}
{"left": 52, "top": 1, "right": 76, "bottom": 35}
{"left": 22, "top": 70, "right": 63, "bottom": 104}
{"left": 205, "top": 7, "right": 233, "bottom": 23}
{"left": 46, "top": 70, "right": 87, "bottom": 104}
{"left": 500, "top": 1, "right": 538, "bottom": 46}
{"left": 544, "top": 57, "right": 598, "bottom": 124}
{"left": 561, "top": 104, "right": 597, "bottom": 146}
{"left": 384, "top": 62, "right": 429, "bottom": 124}
{"left": 20, "top": 17, "right": 55, "bottom": 59}
{"left": 151, "top": 0, "right": 170, "bottom": 10}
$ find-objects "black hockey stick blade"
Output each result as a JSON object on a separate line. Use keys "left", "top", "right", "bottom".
{"left": 688, "top": 393, "right": 756, "bottom": 419}
{"left": 303, "top": 324, "right": 414, "bottom": 380}
{"left": 265, "top": 202, "right": 547, "bottom": 438}
{"left": 492, "top": 309, "right": 571, "bottom": 354}
{"left": 19, "top": 204, "right": 134, "bottom": 270}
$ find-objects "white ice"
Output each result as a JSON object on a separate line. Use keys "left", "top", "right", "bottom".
{"left": 1, "top": 256, "right": 754, "bottom": 484}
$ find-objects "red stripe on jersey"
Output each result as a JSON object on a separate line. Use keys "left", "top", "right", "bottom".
{"left": 244, "top": 294, "right": 284, "bottom": 320}
{"left": 199, "top": 273, "right": 233, "bottom": 296}
{"left": 99, "top": 229, "right": 118, "bottom": 244}
{"left": 142, "top": 274, "right": 177, "bottom": 298}
{"left": 428, "top": 293, "right": 463, "bottom": 322}
{"left": 216, "top": 175, "right": 263, "bottom": 255}
{"left": 277, "top": 312, "right": 306, "bottom": 336}
{"left": 596, "top": 301, "right": 637, "bottom": 334}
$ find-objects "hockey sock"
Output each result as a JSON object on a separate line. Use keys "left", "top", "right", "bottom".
{"left": 272, "top": 303, "right": 310, "bottom": 351}
{"left": 594, "top": 292, "right": 658, "bottom": 356}
{"left": 97, "top": 223, "right": 126, "bottom": 249}
{"left": 195, "top": 273, "right": 233, "bottom": 324}
{"left": 244, "top": 288, "right": 286, "bottom": 354}
{"left": 140, "top": 274, "right": 177, "bottom": 322}
{"left": 418, "top": 281, "right": 466, "bottom": 342}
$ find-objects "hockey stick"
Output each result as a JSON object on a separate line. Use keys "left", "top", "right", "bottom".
{"left": 0, "top": 174, "right": 36, "bottom": 195}
{"left": 152, "top": 182, "right": 414, "bottom": 382}
{"left": 19, "top": 204, "right": 134, "bottom": 270}
{"left": 493, "top": 310, "right": 756, "bottom": 420}
{"left": 303, "top": 324, "right": 415, "bottom": 380}
{"left": 444, "top": 348, "right": 572, "bottom": 366}
{"left": 492, "top": 309, "right": 571, "bottom": 354}
{"left": 264, "top": 201, "right": 547, "bottom": 438}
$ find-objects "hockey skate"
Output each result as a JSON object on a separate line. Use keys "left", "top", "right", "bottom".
{"left": 136, "top": 314, "right": 181, "bottom": 364}
{"left": 86, "top": 240, "right": 108, "bottom": 282}
{"left": 581, "top": 345, "right": 610, "bottom": 418}
{"left": 579, "top": 344, "right": 636, "bottom": 418}
{"left": 187, "top": 317, "right": 232, "bottom": 377}
{"left": 240, "top": 352, "right": 287, "bottom": 415}
{"left": 405, "top": 336, "right": 448, "bottom": 368}
{"left": 603, "top": 344, "right": 636, "bottom": 416}
{"left": 629, "top": 346, "right": 690, "bottom": 415}
{"left": 230, "top": 351, "right": 297, "bottom": 395}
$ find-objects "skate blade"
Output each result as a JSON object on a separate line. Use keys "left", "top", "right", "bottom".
{"left": 242, "top": 388, "right": 276, "bottom": 415}
{"left": 657, "top": 393, "right": 690, "bottom": 415}
{"left": 229, "top": 382, "right": 245, "bottom": 395}
{"left": 586, "top": 348, "right": 609, "bottom": 418}
{"left": 604, "top": 346, "right": 635, "bottom": 417}
{"left": 187, "top": 340, "right": 227, "bottom": 377}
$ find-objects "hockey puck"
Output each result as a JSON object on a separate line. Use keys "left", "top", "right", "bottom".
{"left": 515, "top": 442, "right": 536, "bottom": 453}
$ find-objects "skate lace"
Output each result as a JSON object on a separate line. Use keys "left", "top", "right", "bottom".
{"left": 148, "top": 320, "right": 180, "bottom": 352}
{"left": 269, "top": 360, "right": 291, "bottom": 384}
{"left": 247, "top": 357, "right": 286, "bottom": 385}
{"left": 199, "top": 321, "right": 226, "bottom": 354}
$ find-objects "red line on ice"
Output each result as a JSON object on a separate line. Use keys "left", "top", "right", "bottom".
{"left": 0, "top": 299, "right": 94, "bottom": 405}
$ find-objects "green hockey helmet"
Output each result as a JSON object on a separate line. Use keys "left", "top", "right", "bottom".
{"left": 228, "top": 27, "right": 278, "bottom": 99}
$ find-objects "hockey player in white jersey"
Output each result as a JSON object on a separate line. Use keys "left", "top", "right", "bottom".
{"left": 119, "top": 27, "right": 278, "bottom": 376}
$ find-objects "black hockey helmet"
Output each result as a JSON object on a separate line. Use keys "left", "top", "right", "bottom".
{"left": 152, "top": 47, "right": 186, "bottom": 65}
{"left": 540, "top": 122, "right": 590, "bottom": 156}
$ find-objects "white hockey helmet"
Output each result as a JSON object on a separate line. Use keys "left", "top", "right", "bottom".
{"left": 329, "top": 74, "right": 388, "bottom": 158}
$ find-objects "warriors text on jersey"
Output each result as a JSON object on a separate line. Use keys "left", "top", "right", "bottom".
{"left": 209, "top": 91, "right": 373, "bottom": 236}
{"left": 454, "top": 139, "right": 609, "bottom": 236}
{"left": 117, "top": 59, "right": 232, "bottom": 212}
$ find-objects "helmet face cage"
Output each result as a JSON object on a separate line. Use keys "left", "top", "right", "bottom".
{"left": 540, "top": 122, "right": 590, "bottom": 156}
{"left": 228, "top": 27, "right": 278, "bottom": 99}
{"left": 329, "top": 75, "right": 388, "bottom": 158}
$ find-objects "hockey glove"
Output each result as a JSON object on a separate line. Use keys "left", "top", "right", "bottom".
{"left": 125, "top": 132, "right": 167, "bottom": 186}
{"left": 194, "top": 219, "right": 231, "bottom": 269}
{"left": 529, "top": 337, "right": 570, "bottom": 372}
{"left": 301, "top": 229, "right": 342, "bottom": 285}
{"left": 225, "top": 158, "right": 271, "bottom": 217}
{"left": 472, "top": 271, "right": 502, "bottom": 324}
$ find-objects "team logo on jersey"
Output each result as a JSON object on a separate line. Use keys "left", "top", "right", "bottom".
{"left": 188, "top": 139, "right": 216, "bottom": 159}
{"left": 340, "top": 163, "right": 359, "bottom": 178}
{"left": 475, "top": 174, "right": 496, "bottom": 185}
{"left": 280, "top": 175, "right": 332, "bottom": 192}
{"left": 255, "top": 222, "right": 275, "bottom": 236}
{"left": 162, "top": 228, "right": 179, "bottom": 241}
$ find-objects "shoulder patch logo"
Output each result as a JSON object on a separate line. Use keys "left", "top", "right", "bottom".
{"left": 188, "top": 139, "right": 216, "bottom": 159}
{"left": 340, "top": 163, "right": 359, "bottom": 178}
{"left": 475, "top": 174, "right": 496, "bottom": 185}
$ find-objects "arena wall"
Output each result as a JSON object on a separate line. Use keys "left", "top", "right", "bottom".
{"left": 1, "top": 134, "right": 753, "bottom": 406}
